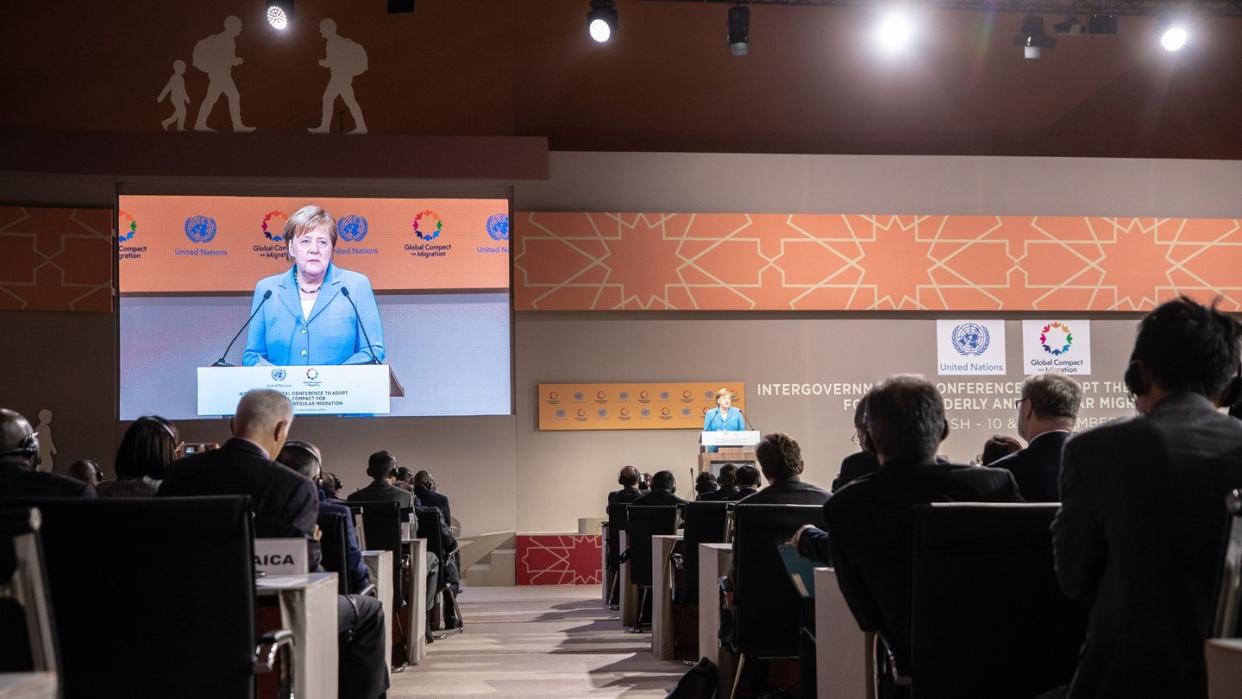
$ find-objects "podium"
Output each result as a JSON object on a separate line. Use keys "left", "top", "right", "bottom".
{"left": 197, "top": 364, "right": 400, "bottom": 416}
{"left": 698, "top": 430, "right": 760, "bottom": 474}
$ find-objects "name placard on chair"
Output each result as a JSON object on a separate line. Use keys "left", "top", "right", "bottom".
{"left": 255, "top": 538, "right": 309, "bottom": 576}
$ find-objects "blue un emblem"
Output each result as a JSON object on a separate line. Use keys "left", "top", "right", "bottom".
{"left": 338, "top": 215, "right": 369, "bottom": 242}
{"left": 271, "top": 368, "right": 287, "bottom": 381}
{"left": 486, "top": 213, "right": 510, "bottom": 241}
{"left": 951, "top": 322, "right": 991, "bottom": 357}
{"left": 184, "top": 215, "right": 217, "bottom": 243}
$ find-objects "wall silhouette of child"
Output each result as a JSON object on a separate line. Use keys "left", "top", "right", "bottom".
{"left": 158, "top": 60, "right": 190, "bottom": 131}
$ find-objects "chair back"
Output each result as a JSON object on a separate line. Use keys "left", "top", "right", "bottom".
{"left": 0, "top": 507, "right": 58, "bottom": 675}
{"left": 678, "top": 501, "right": 731, "bottom": 603}
{"left": 605, "top": 502, "right": 629, "bottom": 569}
{"left": 350, "top": 501, "right": 404, "bottom": 598}
{"left": 1214, "top": 490, "right": 1242, "bottom": 637}
{"left": 910, "top": 503, "right": 1087, "bottom": 699}
{"left": 415, "top": 508, "right": 449, "bottom": 590}
{"left": 317, "top": 511, "right": 350, "bottom": 595}
{"left": 627, "top": 506, "right": 681, "bottom": 587}
{"left": 732, "top": 503, "right": 826, "bottom": 659}
{"left": 9, "top": 496, "right": 258, "bottom": 698}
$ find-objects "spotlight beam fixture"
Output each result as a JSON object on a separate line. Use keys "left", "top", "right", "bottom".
{"left": 728, "top": 4, "right": 750, "bottom": 56}
{"left": 629, "top": 0, "right": 1242, "bottom": 17}
{"left": 588, "top": 0, "right": 619, "bottom": 43}
{"left": 265, "top": 0, "right": 293, "bottom": 30}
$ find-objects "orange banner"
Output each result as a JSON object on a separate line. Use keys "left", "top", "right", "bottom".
{"left": 538, "top": 382, "right": 746, "bottom": 431}
{"left": 118, "top": 195, "right": 509, "bottom": 293}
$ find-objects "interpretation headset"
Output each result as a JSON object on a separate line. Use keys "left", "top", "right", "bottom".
{"left": 0, "top": 431, "right": 41, "bottom": 469}
{"left": 281, "top": 439, "right": 323, "bottom": 479}
{"left": 1125, "top": 357, "right": 1242, "bottom": 407}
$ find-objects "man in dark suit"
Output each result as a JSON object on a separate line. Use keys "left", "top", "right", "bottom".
{"left": 734, "top": 464, "right": 761, "bottom": 498}
{"left": 1053, "top": 297, "right": 1242, "bottom": 699}
{"left": 795, "top": 376, "right": 1022, "bottom": 695}
{"left": 991, "top": 373, "right": 1081, "bottom": 502}
{"left": 0, "top": 408, "right": 95, "bottom": 499}
{"left": 631, "top": 470, "right": 687, "bottom": 506}
{"left": 348, "top": 450, "right": 415, "bottom": 508}
{"left": 699, "top": 463, "right": 741, "bottom": 501}
{"left": 159, "top": 390, "right": 389, "bottom": 699}
{"left": 739, "top": 432, "right": 830, "bottom": 505}
{"left": 832, "top": 396, "right": 880, "bottom": 492}
{"left": 608, "top": 464, "right": 644, "bottom": 504}
{"left": 413, "top": 469, "right": 451, "bottom": 527}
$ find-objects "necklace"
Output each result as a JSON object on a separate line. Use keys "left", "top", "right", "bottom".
{"left": 299, "top": 285, "right": 320, "bottom": 294}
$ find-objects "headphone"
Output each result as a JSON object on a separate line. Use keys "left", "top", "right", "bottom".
{"left": 1125, "top": 356, "right": 1242, "bottom": 407}
{"left": 0, "top": 431, "right": 41, "bottom": 469}
{"left": 281, "top": 440, "right": 323, "bottom": 480}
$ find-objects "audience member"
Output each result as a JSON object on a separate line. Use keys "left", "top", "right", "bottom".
{"left": 739, "top": 432, "right": 829, "bottom": 505}
{"left": 321, "top": 471, "right": 344, "bottom": 500}
{"left": 0, "top": 408, "right": 95, "bottom": 498}
{"left": 412, "top": 468, "right": 461, "bottom": 622}
{"left": 158, "top": 390, "right": 389, "bottom": 699}
{"left": 631, "top": 470, "right": 687, "bottom": 507}
{"left": 1053, "top": 297, "right": 1242, "bottom": 699}
{"left": 98, "top": 415, "right": 180, "bottom": 498}
{"left": 393, "top": 466, "right": 415, "bottom": 492}
{"left": 699, "top": 463, "right": 741, "bottom": 501}
{"left": 734, "top": 464, "right": 761, "bottom": 497}
{"left": 694, "top": 471, "right": 719, "bottom": 499}
{"left": 795, "top": 376, "right": 1021, "bottom": 695}
{"left": 277, "top": 439, "right": 370, "bottom": 594}
{"left": 66, "top": 459, "right": 103, "bottom": 487}
{"left": 347, "top": 450, "right": 415, "bottom": 508}
{"left": 413, "top": 469, "right": 452, "bottom": 527}
{"left": 639, "top": 472, "right": 652, "bottom": 492}
{"left": 609, "top": 465, "right": 643, "bottom": 504}
{"left": 832, "top": 396, "right": 880, "bottom": 491}
{"left": 991, "top": 373, "right": 1081, "bottom": 500}
{"left": 979, "top": 434, "right": 1023, "bottom": 466}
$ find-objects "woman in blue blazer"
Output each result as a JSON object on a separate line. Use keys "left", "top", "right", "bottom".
{"left": 242, "top": 206, "right": 385, "bottom": 366}
{"left": 703, "top": 387, "right": 745, "bottom": 452}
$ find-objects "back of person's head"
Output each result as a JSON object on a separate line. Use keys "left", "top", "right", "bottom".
{"left": 277, "top": 440, "right": 323, "bottom": 480}
{"left": 394, "top": 466, "right": 414, "bottom": 484}
{"left": 755, "top": 432, "right": 804, "bottom": 482}
{"left": 695, "top": 471, "right": 719, "bottom": 495}
{"left": 413, "top": 469, "right": 433, "bottom": 489}
{"left": 865, "top": 375, "right": 948, "bottom": 465}
{"left": 67, "top": 459, "right": 103, "bottom": 486}
{"left": 618, "top": 464, "right": 641, "bottom": 487}
{"left": 736, "top": 464, "right": 761, "bottom": 488}
{"left": 232, "top": 389, "right": 293, "bottom": 451}
{"left": 367, "top": 450, "right": 397, "bottom": 481}
{"left": 717, "top": 463, "right": 738, "bottom": 488}
{"left": 115, "top": 415, "right": 179, "bottom": 481}
{"left": 1022, "top": 373, "right": 1083, "bottom": 421}
{"left": 981, "top": 435, "right": 1023, "bottom": 466}
{"left": 853, "top": 396, "right": 868, "bottom": 431}
{"left": 651, "top": 470, "right": 676, "bottom": 493}
{"left": 0, "top": 408, "right": 38, "bottom": 469}
{"left": 321, "top": 471, "right": 343, "bottom": 497}
{"left": 1128, "top": 296, "right": 1242, "bottom": 403}
{"left": 638, "top": 472, "right": 652, "bottom": 491}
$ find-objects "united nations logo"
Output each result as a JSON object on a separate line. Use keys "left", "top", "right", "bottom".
{"left": 413, "top": 210, "right": 442, "bottom": 241}
{"left": 271, "top": 369, "right": 287, "bottom": 381}
{"left": 339, "top": 215, "right": 369, "bottom": 242}
{"left": 306, "top": 368, "right": 320, "bottom": 380}
{"left": 486, "top": 213, "right": 509, "bottom": 241}
{"left": 184, "top": 215, "right": 218, "bottom": 244}
{"left": 951, "top": 322, "right": 991, "bottom": 357}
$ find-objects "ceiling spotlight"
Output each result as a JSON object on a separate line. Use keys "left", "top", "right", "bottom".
{"left": 1160, "top": 21, "right": 1189, "bottom": 51}
{"left": 1053, "top": 15, "right": 1084, "bottom": 36}
{"left": 1015, "top": 15, "right": 1055, "bottom": 59}
{"left": 387, "top": 0, "right": 415, "bottom": 14}
{"left": 728, "top": 5, "right": 750, "bottom": 56}
{"left": 874, "top": 8, "right": 915, "bottom": 55}
{"left": 588, "top": 0, "right": 617, "bottom": 43}
{"left": 265, "top": 0, "right": 293, "bottom": 30}
{"left": 1087, "top": 13, "right": 1119, "bottom": 35}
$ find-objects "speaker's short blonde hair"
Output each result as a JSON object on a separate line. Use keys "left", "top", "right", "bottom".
{"left": 285, "top": 205, "right": 338, "bottom": 251}
{"left": 716, "top": 387, "right": 737, "bottom": 403}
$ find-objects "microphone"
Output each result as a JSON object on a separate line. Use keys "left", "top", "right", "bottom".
{"left": 213, "top": 290, "right": 271, "bottom": 367}
{"left": 339, "top": 287, "right": 381, "bottom": 365}
{"left": 741, "top": 409, "right": 757, "bottom": 432}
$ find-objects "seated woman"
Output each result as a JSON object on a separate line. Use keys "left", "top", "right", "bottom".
{"left": 97, "top": 416, "right": 181, "bottom": 498}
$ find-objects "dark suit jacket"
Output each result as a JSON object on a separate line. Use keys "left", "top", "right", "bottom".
{"left": 631, "top": 489, "right": 687, "bottom": 507}
{"left": 348, "top": 481, "right": 415, "bottom": 509}
{"left": 608, "top": 487, "right": 643, "bottom": 505}
{"left": 1053, "top": 393, "right": 1242, "bottom": 699}
{"left": 319, "top": 491, "right": 369, "bottom": 593}
{"left": 991, "top": 430, "right": 1069, "bottom": 502}
{"left": 414, "top": 485, "right": 451, "bottom": 526}
{"left": 0, "top": 462, "right": 96, "bottom": 499}
{"left": 832, "top": 451, "right": 880, "bottom": 492}
{"left": 737, "top": 477, "right": 830, "bottom": 505}
{"left": 825, "top": 460, "right": 1022, "bottom": 673}
{"left": 158, "top": 438, "right": 320, "bottom": 567}
{"left": 698, "top": 485, "right": 742, "bottom": 502}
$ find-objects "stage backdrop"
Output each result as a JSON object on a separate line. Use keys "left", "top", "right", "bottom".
{"left": 0, "top": 206, "right": 112, "bottom": 312}
{"left": 537, "top": 381, "right": 746, "bottom": 431}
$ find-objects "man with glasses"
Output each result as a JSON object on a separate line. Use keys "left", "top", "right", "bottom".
{"left": 991, "top": 374, "right": 1082, "bottom": 502}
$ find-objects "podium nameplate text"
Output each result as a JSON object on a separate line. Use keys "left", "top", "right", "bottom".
{"left": 197, "top": 365, "right": 393, "bottom": 416}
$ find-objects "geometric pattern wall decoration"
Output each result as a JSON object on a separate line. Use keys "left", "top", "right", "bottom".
{"left": 515, "top": 212, "right": 1242, "bottom": 312}
{"left": 516, "top": 534, "right": 602, "bottom": 585}
{"left": 0, "top": 206, "right": 113, "bottom": 312}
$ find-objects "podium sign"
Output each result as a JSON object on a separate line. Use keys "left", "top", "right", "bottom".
{"left": 197, "top": 365, "right": 392, "bottom": 416}
{"left": 701, "top": 431, "right": 761, "bottom": 448}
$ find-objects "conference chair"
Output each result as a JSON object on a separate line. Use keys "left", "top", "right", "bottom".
{"left": 909, "top": 503, "right": 1087, "bottom": 699}
{"left": 350, "top": 501, "right": 412, "bottom": 666}
{"left": 729, "top": 503, "right": 826, "bottom": 698}
{"left": 1213, "top": 489, "right": 1242, "bottom": 638}
{"left": 9, "top": 496, "right": 294, "bottom": 699}
{"left": 605, "top": 502, "right": 630, "bottom": 608}
{"left": 673, "top": 501, "right": 731, "bottom": 605}
{"left": 626, "top": 505, "right": 682, "bottom": 632}
{"left": 0, "top": 507, "right": 58, "bottom": 681}
{"left": 415, "top": 507, "right": 463, "bottom": 638}
{"left": 318, "top": 510, "right": 377, "bottom": 598}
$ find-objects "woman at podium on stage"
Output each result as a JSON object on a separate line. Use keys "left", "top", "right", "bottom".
{"left": 703, "top": 387, "right": 745, "bottom": 452}
{"left": 242, "top": 205, "right": 385, "bottom": 367}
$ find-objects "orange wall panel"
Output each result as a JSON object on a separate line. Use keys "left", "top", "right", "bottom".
{"left": 0, "top": 206, "right": 112, "bottom": 312}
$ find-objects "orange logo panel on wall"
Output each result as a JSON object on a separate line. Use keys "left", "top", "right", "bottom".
{"left": 538, "top": 382, "right": 745, "bottom": 431}
{"left": 118, "top": 195, "right": 509, "bottom": 293}
{"left": 0, "top": 206, "right": 112, "bottom": 312}
{"left": 514, "top": 212, "right": 1242, "bottom": 312}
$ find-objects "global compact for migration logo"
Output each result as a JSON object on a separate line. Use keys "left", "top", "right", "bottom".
{"left": 116, "top": 210, "right": 146, "bottom": 261}
{"left": 951, "top": 322, "right": 991, "bottom": 356}
{"left": 406, "top": 209, "right": 452, "bottom": 259}
{"left": 253, "top": 210, "right": 290, "bottom": 261}
{"left": 177, "top": 215, "right": 227, "bottom": 257}
{"left": 479, "top": 213, "right": 509, "bottom": 255}
{"left": 335, "top": 214, "right": 378, "bottom": 256}
{"left": 1040, "top": 321, "right": 1073, "bottom": 356}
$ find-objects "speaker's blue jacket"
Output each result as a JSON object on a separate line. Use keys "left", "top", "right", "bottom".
{"left": 242, "top": 262, "right": 386, "bottom": 366}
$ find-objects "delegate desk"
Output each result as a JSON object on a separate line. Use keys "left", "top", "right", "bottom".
{"left": 256, "top": 572, "right": 338, "bottom": 699}
{"left": 699, "top": 542, "right": 736, "bottom": 693}
{"left": 362, "top": 550, "right": 394, "bottom": 671}
{"left": 651, "top": 534, "right": 682, "bottom": 660}
{"left": 402, "top": 538, "right": 430, "bottom": 665}
{"left": 1207, "top": 639, "right": 1242, "bottom": 699}
{"left": 814, "top": 567, "right": 874, "bottom": 699}
{"left": 0, "top": 673, "right": 56, "bottom": 699}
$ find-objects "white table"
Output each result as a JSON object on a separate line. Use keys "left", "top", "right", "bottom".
{"left": 0, "top": 673, "right": 56, "bottom": 699}
{"left": 1207, "top": 638, "right": 1242, "bottom": 699}
{"left": 256, "top": 572, "right": 339, "bottom": 699}
{"left": 403, "top": 538, "right": 429, "bottom": 665}
{"left": 362, "top": 550, "right": 394, "bottom": 671}
{"left": 814, "top": 567, "right": 874, "bottom": 699}
{"left": 618, "top": 531, "right": 640, "bottom": 626}
{"left": 699, "top": 542, "right": 737, "bottom": 693}
{"left": 651, "top": 534, "right": 681, "bottom": 660}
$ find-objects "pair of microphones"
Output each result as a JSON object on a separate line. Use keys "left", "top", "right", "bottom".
{"left": 212, "top": 287, "right": 380, "bottom": 366}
